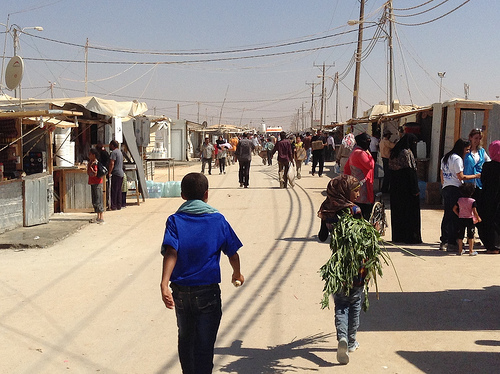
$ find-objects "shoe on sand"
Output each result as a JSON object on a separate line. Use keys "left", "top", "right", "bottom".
{"left": 337, "top": 337, "right": 349, "bottom": 365}
{"left": 349, "top": 341, "right": 360, "bottom": 352}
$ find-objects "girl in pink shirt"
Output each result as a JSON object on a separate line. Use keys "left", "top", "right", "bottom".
{"left": 453, "top": 183, "right": 481, "bottom": 256}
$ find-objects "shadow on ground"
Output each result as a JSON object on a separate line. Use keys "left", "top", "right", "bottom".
{"left": 215, "top": 333, "right": 336, "bottom": 373}
{"left": 363, "top": 286, "right": 500, "bottom": 332}
{"left": 397, "top": 351, "right": 500, "bottom": 374}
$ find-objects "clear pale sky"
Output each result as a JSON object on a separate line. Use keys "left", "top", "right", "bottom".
{"left": 1, "top": 0, "right": 497, "bottom": 130}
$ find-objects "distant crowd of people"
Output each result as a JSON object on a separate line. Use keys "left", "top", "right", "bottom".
{"left": 198, "top": 130, "right": 338, "bottom": 189}
{"left": 199, "top": 127, "right": 500, "bottom": 257}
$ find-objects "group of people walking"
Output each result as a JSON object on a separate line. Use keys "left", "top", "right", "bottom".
{"left": 200, "top": 130, "right": 338, "bottom": 190}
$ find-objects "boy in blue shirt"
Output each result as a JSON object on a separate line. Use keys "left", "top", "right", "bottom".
{"left": 160, "top": 172, "right": 244, "bottom": 374}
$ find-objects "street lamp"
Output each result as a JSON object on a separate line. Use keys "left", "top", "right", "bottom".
{"left": 12, "top": 25, "right": 44, "bottom": 56}
{"left": 438, "top": 72, "right": 446, "bottom": 102}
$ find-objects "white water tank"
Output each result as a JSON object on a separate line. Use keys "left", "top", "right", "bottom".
{"left": 54, "top": 128, "right": 75, "bottom": 167}
{"left": 416, "top": 141, "right": 426, "bottom": 159}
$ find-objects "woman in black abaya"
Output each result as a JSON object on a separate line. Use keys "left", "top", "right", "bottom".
{"left": 389, "top": 133, "right": 422, "bottom": 244}
{"left": 478, "top": 140, "right": 500, "bottom": 254}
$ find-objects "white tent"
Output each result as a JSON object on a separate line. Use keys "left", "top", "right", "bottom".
{"left": 0, "top": 94, "right": 148, "bottom": 118}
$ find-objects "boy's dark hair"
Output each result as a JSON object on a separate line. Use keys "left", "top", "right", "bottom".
{"left": 110, "top": 140, "right": 119, "bottom": 149}
{"left": 459, "top": 183, "right": 475, "bottom": 198}
{"left": 89, "top": 148, "right": 99, "bottom": 157}
{"left": 181, "top": 172, "right": 209, "bottom": 200}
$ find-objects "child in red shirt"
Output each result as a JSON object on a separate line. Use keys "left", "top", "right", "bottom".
{"left": 87, "top": 148, "right": 104, "bottom": 223}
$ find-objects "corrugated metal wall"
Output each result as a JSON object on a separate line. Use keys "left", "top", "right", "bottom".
{"left": 0, "top": 180, "right": 23, "bottom": 234}
{"left": 63, "top": 170, "right": 93, "bottom": 211}
{"left": 23, "top": 174, "right": 54, "bottom": 227}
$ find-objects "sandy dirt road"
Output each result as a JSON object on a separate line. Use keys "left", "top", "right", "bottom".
{"left": 1, "top": 158, "right": 499, "bottom": 373}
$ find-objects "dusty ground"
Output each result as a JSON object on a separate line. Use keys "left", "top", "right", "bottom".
{"left": 0, "top": 157, "right": 499, "bottom": 373}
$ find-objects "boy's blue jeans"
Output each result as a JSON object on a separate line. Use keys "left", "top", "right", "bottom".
{"left": 171, "top": 283, "right": 222, "bottom": 374}
{"left": 334, "top": 286, "right": 364, "bottom": 348}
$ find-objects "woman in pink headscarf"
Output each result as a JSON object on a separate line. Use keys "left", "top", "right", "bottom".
{"left": 477, "top": 141, "right": 500, "bottom": 254}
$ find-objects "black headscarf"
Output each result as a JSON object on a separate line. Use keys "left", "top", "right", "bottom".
{"left": 390, "top": 133, "right": 418, "bottom": 159}
{"left": 354, "top": 133, "right": 371, "bottom": 151}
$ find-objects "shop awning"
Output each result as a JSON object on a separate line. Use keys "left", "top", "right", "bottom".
{"left": 0, "top": 109, "right": 83, "bottom": 120}
{"left": 0, "top": 95, "right": 147, "bottom": 118}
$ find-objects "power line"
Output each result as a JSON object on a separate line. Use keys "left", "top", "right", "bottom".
{"left": 392, "top": 0, "right": 471, "bottom": 26}
{"left": 14, "top": 37, "right": 375, "bottom": 65}
{"left": 392, "top": 0, "right": 435, "bottom": 11}
{"left": 393, "top": 0, "right": 450, "bottom": 18}
{"left": 25, "top": 25, "right": 368, "bottom": 57}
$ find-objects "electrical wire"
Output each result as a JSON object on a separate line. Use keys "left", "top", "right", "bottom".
{"left": 61, "top": 63, "right": 139, "bottom": 83}
{"left": 16, "top": 37, "right": 371, "bottom": 65}
{"left": 392, "top": 0, "right": 471, "bottom": 26}
{"left": 25, "top": 25, "right": 370, "bottom": 57}
{"left": 393, "top": 0, "right": 450, "bottom": 18}
{"left": 393, "top": 27, "right": 414, "bottom": 105}
{"left": 393, "top": 0, "right": 435, "bottom": 11}
{"left": 102, "top": 63, "right": 158, "bottom": 97}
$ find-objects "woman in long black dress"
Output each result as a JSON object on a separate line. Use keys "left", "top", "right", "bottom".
{"left": 478, "top": 140, "right": 500, "bottom": 254}
{"left": 389, "top": 134, "right": 422, "bottom": 244}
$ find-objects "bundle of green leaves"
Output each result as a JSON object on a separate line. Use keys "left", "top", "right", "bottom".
{"left": 320, "top": 212, "right": 389, "bottom": 311}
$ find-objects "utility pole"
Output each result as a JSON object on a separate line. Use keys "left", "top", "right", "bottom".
{"left": 85, "top": 38, "right": 89, "bottom": 96}
{"left": 335, "top": 72, "right": 339, "bottom": 123}
{"left": 320, "top": 63, "right": 325, "bottom": 129}
{"left": 306, "top": 82, "right": 320, "bottom": 130}
{"left": 388, "top": 0, "right": 394, "bottom": 112}
{"left": 49, "top": 81, "right": 56, "bottom": 98}
{"left": 295, "top": 109, "right": 300, "bottom": 132}
{"left": 301, "top": 103, "right": 305, "bottom": 130}
{"left": 352, "top": 0, "right": 365, "bottom": 119}
{"left": 314, "top": 62, "right": 335, "bottom": 129}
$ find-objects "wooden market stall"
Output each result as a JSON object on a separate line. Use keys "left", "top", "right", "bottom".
{"left": 0, "top": 109, "right": 82, "bottom": 233}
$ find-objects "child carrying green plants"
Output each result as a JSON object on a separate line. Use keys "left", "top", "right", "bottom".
{"left": 318, "top": 174, "right": 382, "bottom": 365}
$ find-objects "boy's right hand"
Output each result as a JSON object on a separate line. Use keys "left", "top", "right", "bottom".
{"left": 232, "top": 273, "right": 245, "bottom": 287}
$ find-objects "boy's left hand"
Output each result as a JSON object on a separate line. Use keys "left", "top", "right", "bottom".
{"left": 161, "top": 283, "right": 175, "bottom": 309}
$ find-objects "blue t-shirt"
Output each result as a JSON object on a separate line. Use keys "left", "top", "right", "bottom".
{"left": 161, "top": 212, "right": 242, "bottom": 286}
{"left": 464, "top": 148, "right": 488, "bottom": 189}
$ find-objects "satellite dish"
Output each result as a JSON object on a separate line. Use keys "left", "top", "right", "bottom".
{"left": 5, "top": 56, "right": 24, "bottom": 90}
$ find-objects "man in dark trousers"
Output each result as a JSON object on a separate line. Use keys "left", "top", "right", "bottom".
{"left": 311, "top": 130, "right": 327, "bottom": 177}
{"left": 234, "top": 133, "right": 255, "bottom": 188}
{"left": 303, "top": 132, "right": 312, "bottom": 165}
{"left": 108, "top": 140, "right": 124, "bottom": 210}
{"left": 272, "top": 131, "right": 294, "bottom": 188}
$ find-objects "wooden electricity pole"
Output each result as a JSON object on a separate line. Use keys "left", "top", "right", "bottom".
{"left": 352, "top": 0, "right": 365, "bottom": 120}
